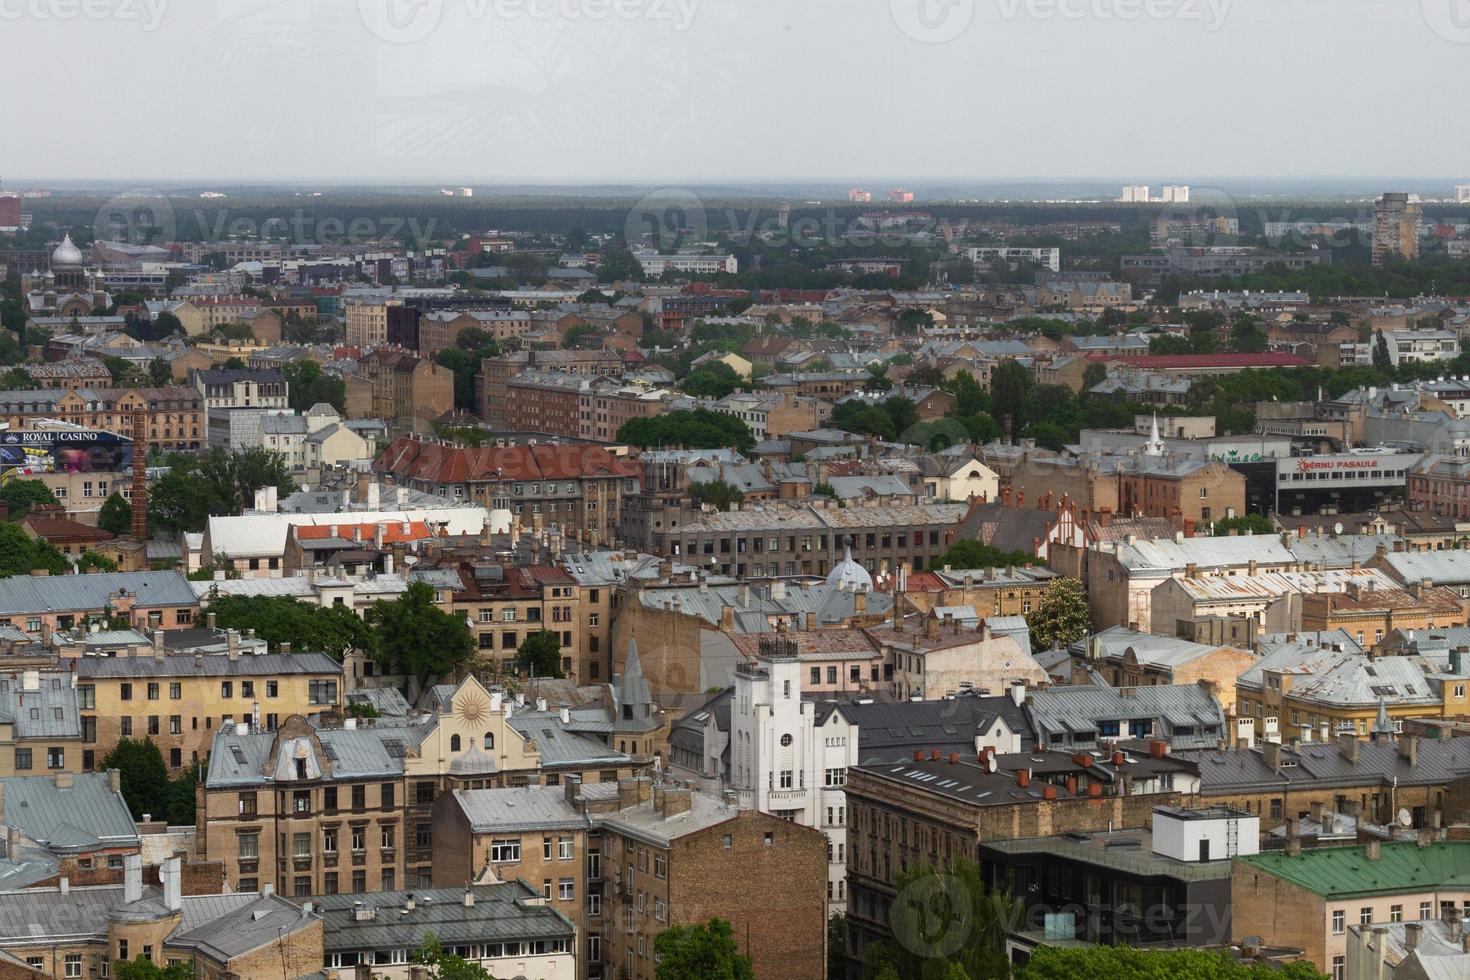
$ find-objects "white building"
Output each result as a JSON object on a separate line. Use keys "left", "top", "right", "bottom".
{"left": 1120, "top": 185, "right": 1150, "bottom": 203}
{"left": 964, "top": 246, "right": 1061, "bottom": 273}
{"left": 1385, "top": 329, "right": 1459, "bottom": 365}
{"left": 1456, "top": 185, "right": 1470, "bottom": 204}
{"left": 731, "top": 638, "right": 858, "bottom": 915}
{"left": 634, "top": 252, "right": 738, "bottom": 276}
{"left": 1162, "top": 185, "right": 1190, "bottom": 203}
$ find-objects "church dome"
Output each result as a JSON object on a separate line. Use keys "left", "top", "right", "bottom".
{"left": 825, "top": 544, "right": 873, "bottom": 592}
{"left": 51, "top": 234, "right": 84, "bottom": 268}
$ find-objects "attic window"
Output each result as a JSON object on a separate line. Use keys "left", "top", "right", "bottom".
{"left": 229, "top": 746, "right": 247, "bottom": 764}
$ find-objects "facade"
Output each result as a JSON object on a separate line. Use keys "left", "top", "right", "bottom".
{"left": 77, "top": 650, "right": 343, "bottom": 772}
{"left": 0, "top": 387, "right": 203, "bottom": 449}
{"left": 352, "top": 349, "right": 454, "bottom": 424}
{"left": 192, "top": 368, "right": 289, "bottom": 412}
{"left": 0, "top": 570, "right": 200, "bottom": 636}
{"left": 730, "top": 637, "right": 858, "bottom": 914}
{"left": 1373, "top": 193, "right": 1423, "bottom": 266}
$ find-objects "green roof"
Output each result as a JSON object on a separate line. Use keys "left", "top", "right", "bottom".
{"left": 1237, "top": 842, "right": 1470, "bottom": 898}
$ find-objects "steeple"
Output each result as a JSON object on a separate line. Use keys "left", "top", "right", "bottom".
{"left": 1372, "top": 697, "right": 1395, "bottom": 741}
{"left": 1143, "top": 414, "right": 1165, "bottom": 457}
{"left": 614, "top": 638, "right": 658, "bottom": 733}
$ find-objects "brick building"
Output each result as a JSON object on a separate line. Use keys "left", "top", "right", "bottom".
{"left": 347, "top": 349, "right": 454, "bottom": 424}
{"left": 373, "top": 438, "right": 642, "bottom": 547}
{"left": 1007, "top": 454, "right": 1246, "bottom": 527}
{"left": 0, "top": 386, "right": 203, "bottom": 449}
{"left": 481, "top": 350, "right": 625, "bottom": 426}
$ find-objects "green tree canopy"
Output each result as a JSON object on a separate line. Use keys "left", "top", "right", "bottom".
{"left": 0, "top": 479, "right": 59, "bottom": 519}
{"left": 114, "top": 959, "right": 194, "bottom": 980}
{"left": 937, "top": 540, "right": 1034, "bottom": 571}
{"left": 1029, "top": 577, "right": 1090, "bottom": 652}
{"left": 617, "top": 410, "right": 755, "bottom": 454}
{"left": 78, "top": 551, "right": 119, "bottom": 573}
{"left": 0, "top": 523, "right": 68, "bottom": 578}
{"left": 1018, "top": 946, "right": 1327, "bottom": 980}
{"left": 680, "top": 361, "right": 743, "bottom": 399}
{"left": 205, "top": 593, "right": 373, "bottom": 656}
{"left": 148, "top": 449, "right": 297, "bottom": 535}
{"left": 413, "top": 935, "right": 496, "bottom": 980}
{"left": 366, "top": 581, "right": 474, "bottom": 686}
{"left": 1148, "top": 333, "right": 1192, "bottom": 355}
{"left": 515, "top": 629, "right": 564, "bottom": 678}
{"left": 989, "top": 360, "right": 1032, "bottom": 442}
{"left": 99, "top": 492, "right": 133, "bottom": 537}
{"left": 688, "top": 479, "right": 746, "bottom": 512}
{"left": 1213, "top": 514, "right": 1275, "bottom": 536}
{"left": 101, "top": 738, "right": 170, "bottom": 822}
{"left": 283, "top": 359, "right": 347, "bottom": 414}
{"left": 654, "top": 918, "right": 754, "bottom": 980}
{"left": 861, "top": 857, "right": 1015, "bottom": 980}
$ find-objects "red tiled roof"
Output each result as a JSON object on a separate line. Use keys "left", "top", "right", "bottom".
{"left": 293, "top": 521, "right": 434, "bottom": 544}
{"left": 20, "top": 515, "right": 113, "bottom": 543}
{"left": 1082, "top": 352, "right": 1312, "bottom": 369}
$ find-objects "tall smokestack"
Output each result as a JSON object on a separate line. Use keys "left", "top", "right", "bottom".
{"left": 130, "top": 412, "right": 148, "bottom": 541}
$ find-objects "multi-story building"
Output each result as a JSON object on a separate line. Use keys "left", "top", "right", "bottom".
{"left": 200, "top": 676, "right": 647, "bottom": 897}
{"left": 0, "top": 671, "right": 85, "bottom": 776}
{"left": 1007, "top": 453, "right": 1246, "bottom": 527}
{"left": 77, "top": 650, "right": 343, "bottom": 772}
{"left": 344, "top": 297, "right": 399, "bottom": 349}
{"left": 964, "top": 246, "right": 1061, "bottom": 273}
{"left": 633, "top": 252, "right": 738, "bottom": 276}
{"left": 0, "top": 570, "right": 201, "bottom": 637}
{"left": 1373, "top": 193, "right": 1423, "bottom": 266}
{"left": 192, "top": 367, "right": 289, "bottom": 411}
{"left": 446, "top": 561, "right": 588, "bottom": 681}
{"left": 0, "top": 387, "right": 203, "bottom": 449}
{"left": 1234, "top": 840, "right": 1470, "bottom": 976}
{"left": 730, "top": 637, "right": 858, "bottom": 914}
{"left": 373, "top": 438, "right": 642, "bottom": 547}
{"left": 480, "top": 350, "right": 627, "bottom": 426}
{"left": 347, "top": 349, "right": 454, "bottom": 424}
{"left": 23, "top": 357, "right": 112, "bottom": 390}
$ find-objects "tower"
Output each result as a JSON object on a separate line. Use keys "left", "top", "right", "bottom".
{"left": 130, "top": 412, "right": 148, "bottom": 541}
{"left": 1143, "top": 414, "right": 1165, "bottom": 457}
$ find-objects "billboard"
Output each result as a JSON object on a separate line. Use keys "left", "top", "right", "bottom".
{"left": 0, "top": 430, "right": 133, "bottom": 481}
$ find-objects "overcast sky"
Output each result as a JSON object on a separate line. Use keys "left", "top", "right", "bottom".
{"left": 5, "top": 0, "right": 1469, "bottom": 185}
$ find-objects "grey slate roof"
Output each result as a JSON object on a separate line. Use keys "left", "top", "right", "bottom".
{"left": 506, "top": 711, "right": 632, "bottom": 768}
{"left": 597, "top": 790, "right": 741, "bottom": 847}
{"left": 0, "top": 672, "right": 81, "bottom": 739}
{"left": 316, "top": 881, "right": 575, "bottom": 952}
{"left": 76, "top": 652, "right": 343, "bottom": 679}
{"left": 0, "top": 571, "right": 199, "bottom": 616}
{"left": 204, "top": 722, "right": 428, "bottom": 788}
{"left": 1178, "top": 737, "right": 1470, "bottom": 793}
{"left": 1025, "top": 684, "right": 1226, "bottom": 750}
{"left": 842, "top": 695, "right": 1034, "bottom": 764}
{"left": 449, "top": 786, "right": 588, "bottom": 833}
{"left": 0, "top": 773, "right": 139, "bottom": 853}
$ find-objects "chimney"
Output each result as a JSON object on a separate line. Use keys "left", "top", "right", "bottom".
{"left": 162, "top": 856, "right": 182, "bottom": 912}
{"left": 463, "top": 888, "right": 475, "bottom": 908}
{"left": 1400, "top": 735, "right": 1419, "bottom": 768}
{"left": 1449, "top": 908, "right": 1463, "bottom": 943}
{"left": 1285, "top": 837, "right": 1302, "bottom": 857}
{"left": 1016, "top": 770, "right": 1030, "bottom": 789}
{"left": 1405, "top": 922, "right": 1423, "bottom": 951}
{"left": 54, "top": 772, "right": 73, "bottom": 790}
{"left": 1337, "top": 734, "right": 1359, "bottom": 764}
{"left": 1366, "top": 839, "right": 1381, "bottom": 861}
{"left": 123, "top": 853, "right": 143, "bottom": 904}
{"left": 151, "top": 630, "right": 165, "bottom": 658}
{"left": 1262, "top": 741, "right": 1282, "bottom": 770}
{"left": 108, "top": 768, "right": 121, "bottom": 793}
{"left": 925, "top": 615, "right": 939, "bottom": 639}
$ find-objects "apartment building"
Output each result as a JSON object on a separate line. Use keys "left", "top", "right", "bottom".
{"left": 200, "top": 676, "right": 645, "bottom": 896}
{"left": 480, "top": 350, "right": 626, "bottom": 426}
{"left": 373, "top": 438, "right": 642, "bottom": 547}
{"left": 0, "top": 570, "right": 201, "bottom": 636}
{"left": 344, "top": 298, "right": 399, "bottom": 348}
{"left": 192, "top": 367, "right": 289, "bottom": 411}
{"left": 1007, "top": 454, "right": 1246, "bottom": 528}
{"left": 445, "top": 561, "right": 588, "bottom": 682}
{"left": 634, "top": 252, "right": 738, "bottom": 276}
{"left": 1373, "top": 193, "right": 1423, "bottom": 266}
{"left": 346, "top": 349, "right": 454, "bottom": 424}
{"left": 77, "top": 650, "right": 343, "bottom": 772}
{"left": 0, "top": 386, "right": 204, "bottom": 449}
{"left": 730, "top": 637, "right": 859, "bottom": 915}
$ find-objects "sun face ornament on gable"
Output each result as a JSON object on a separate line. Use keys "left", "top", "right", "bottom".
{"left": 457, "top": 690, "right": 490, "bottom": 726}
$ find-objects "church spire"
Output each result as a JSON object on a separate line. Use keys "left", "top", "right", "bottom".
{"left": 1143, "top": 414, "right": 1165, "bottom": 457}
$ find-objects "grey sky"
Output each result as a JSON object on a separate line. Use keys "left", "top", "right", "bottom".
{"left": 4, "top": 0, "right": 1469, "bottom": 183}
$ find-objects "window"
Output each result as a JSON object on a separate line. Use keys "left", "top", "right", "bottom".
{"left": 1422, "top": 901, "right": 1433, "bottom": 920}
{"left": 1360, "top": 907, "right": 1372, "bottom": 925}
{"left": 1391, "top": 904, "right": 1404, "bottom": 922}
{"left": 351, "top": 829, "right": 366, "bottom": 853}
{"left": 381, "top": 826, "right": 395, "bottom": 849}
{"left": 451, "top": 734, "right": 462, "bottom": 752}
{"left": 293, "top": 833, "right": 311, "bottom": 858}
{"left": 825, "top": 768, "right": 847, "bottom": 787}
{"left": 352, "top": 785, "right": 366, "bottom": 810}
{"left": 309, "top": 680, "right": 338, "bottom": 705}
{"left": 221, "top": 681, "right": 233, "bottom": 699}
{"left": 491, "top": 839, "right": 521, "bottom": 863}
{"left": 147, "top": 682, "right": 159, "bottom": 700}
{"left": 559, "top": 836, "right": 574, "bottom": 860}
{"left": 170, "top": 682, "right": 181, "bottom": 700}
{"left": 558, "top": 878, "right": 574, "bottom": 900}
{"left": 239, "top": 833, "right": 259, "bottom": 859}
{"left": 14, "top": 748, "right": 30, "bottom": 771}
{"left": 1332, "top": 957, "right": 1344, "bottom": 980}
{"left": 47, "top": 747, "right": 64, "bottom": 770}
{"left": 780, "top": 770, "right": 793, "bottom": 788}
{"left": 654, "top": 853, "right": 666, "bottom": 879}
{"left": 65, "top": 955, "right": 82, "bottom": 978}
{"left": 322, "top": 829, "right": 337, "bottom": 853}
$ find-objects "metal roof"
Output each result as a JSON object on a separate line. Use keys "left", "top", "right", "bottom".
{"left": 76, "top": 652, "right": 343, "bottom": 679}
{"left": 1026, "top": 684, "right": 1225, "bottom": 749}
{"left": 0, "top": 571, "right": 199, "bottom": 616}
{"left": 316, "top": 882, "right": 574, "bottom": 951}
{"left": 0, "top": 773, "right": 139, "bottom": 852}
{"left": 449, "top": 786, "right": 587, "bottom": 833}
{"left": 1238, "top": 841, "right": 1470, "bottom": 899}
{"left": 0, "top": 672, "right": 81, "bottom": 739}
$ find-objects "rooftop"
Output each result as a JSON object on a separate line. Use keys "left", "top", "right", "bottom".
{"left": 1238, "top": 841, "right": 1470, "bottom": 899}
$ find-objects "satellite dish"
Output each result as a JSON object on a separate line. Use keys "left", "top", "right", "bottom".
{"left": 1398, "top": 808, "right": 1413, "bottom": 828}
{"left": 985, "top": 755, "right": 997, "bottom": 774}
{"left": 1333, "top": 522, "right": 1344, "bottom": 535}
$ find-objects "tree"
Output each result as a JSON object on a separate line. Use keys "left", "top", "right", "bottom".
{"left": 0, "top": 523, "right": 68, "bottom": 578}
{"left": 681, "top": 361, "right": 743, "bottom": 399}
{"left": 828, "top": 914, "right": 848, "bottom": 980}
{"left": 1018, "top": 946, "right": 1327, "bottom": 980}
{"left": 654, "top": 918, "right": 754, "bottom": 980}
{"left": 689, "top": 479, "right": 745, "bottom": 512}
{"left": 413, "top": 936, "right": 496, "bottom": 980}
{"left": 1080, "top": 361, "right": 1107, "bottom": 392}
{"left": 436, "top": 347, "right": 479, "bottom": 412}
{"left": 1148, "top": 333, "right": 1192, "bottom": 355}
{"left": 164, "top": 761, "right": 204, "bottom": 826}
{"left": 99, "top": 492, "right": 133, "bottom": 537}
{"left": 206, "top": 593, "right": 372, "bottom": 656}
{"left": 148, "top": 449, "right": 297, "bottom": 535}
{"left": 283, "top": 359, "right": 346, "bottom": 414}
{"left": 1213, "top": 514, "right": 1275, "bottom": 535}
{"left": 0, "top": 479, "right": 59, "bottom": 519}
{"left": 114, "top": 960, "right": 194, "bottom": 980}
{"left": 861, "top": 858, "right": 1015, "bottom": 980}
{"left": 148, "top": 357, "right": 172, "bottom": 386}
{"left": 617, "top": 410, "right": 755, "bottom": 454}
{"left": 515, "top": 630, "right": 564, "bottom": 678}
{"left": 1029, "top": 577, "right": 1089, "bottom": 652}
{"left": 990, "top": 360, "right": 1031, "bottom": 443}
{"left": 896, "top": 309, "right": 934, "bottom": 335}
{"left": 367, "top": 581, "right": 474, "bottom": 686}
{"left": 101, "top": 738, "right": 170, "bottom": 822}
{"left": 1373, "top": 330, "right": 1393, "bottom": 370}
{"left": 0, "top": 366, "right": 35, "bottom": 389}
{"left": 938, "top": 540, "right": 1034, "bottom": 571}
{"left": 78, "top": 551, "right": 120, "bottom": 573}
